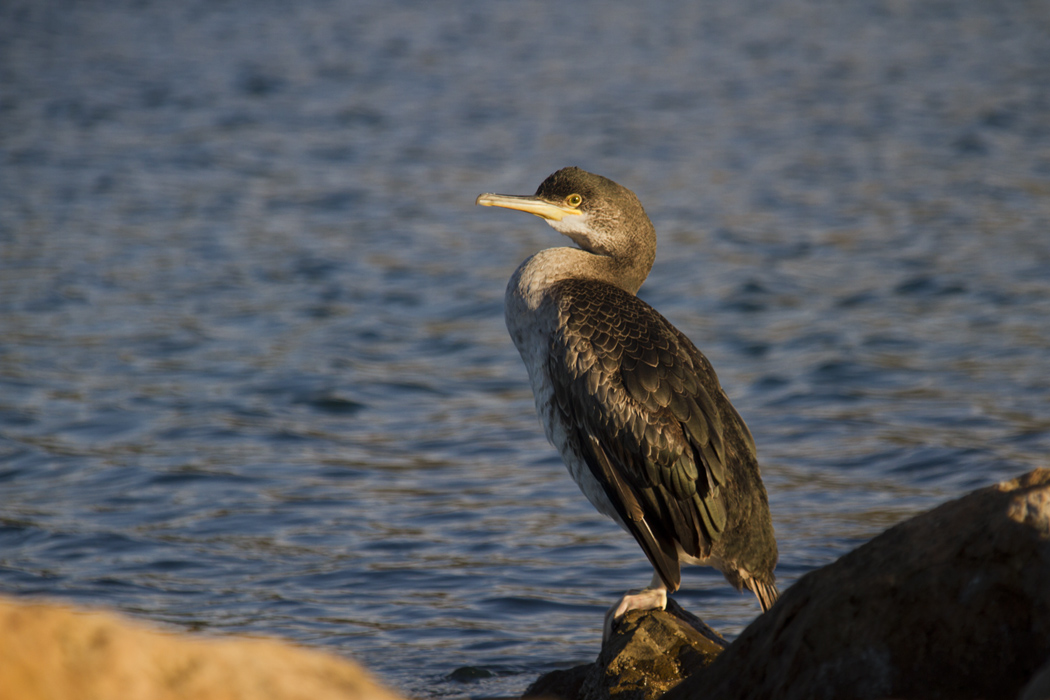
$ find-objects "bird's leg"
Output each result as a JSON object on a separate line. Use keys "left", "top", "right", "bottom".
{"left": 602, "top": 572, "right": 667, "bottom": 642}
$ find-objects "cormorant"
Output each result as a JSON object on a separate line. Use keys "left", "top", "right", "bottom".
{"left": 476, "top": 167, "right": 778, "bottom": 639}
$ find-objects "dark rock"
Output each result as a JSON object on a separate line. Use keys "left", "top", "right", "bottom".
{"left": 524, "top": 665, "right": 591, "bottom": 700}
{"left": 665, "top": 468, "right": 1050, "bottom": 700}
{"left": 1021, "top": 657, "right": 1050, "bottom": 700}
{"left": 524, "top": 598, "right": 727, "bottom": 700}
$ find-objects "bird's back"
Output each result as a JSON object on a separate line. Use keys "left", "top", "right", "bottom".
{"left": 532, "top": 277, "right": 777, "bottom": 594}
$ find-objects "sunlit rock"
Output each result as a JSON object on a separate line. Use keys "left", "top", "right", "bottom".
{"left": 0, "top": 596, "right": 404, "bottom": 700}
{"left": 665, "top": 468, "right": 1050, "bottom": 700}
{"left": 523, "top": 598, "right": 727, "bottom": 700}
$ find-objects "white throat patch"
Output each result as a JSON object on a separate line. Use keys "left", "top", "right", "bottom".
{"left": 545, "top": 210, "right": 593, "bottom": 238}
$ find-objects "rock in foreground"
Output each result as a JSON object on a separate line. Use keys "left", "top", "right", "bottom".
{"left": 524, "top": 598, "right": 728, "bottom": 700}
{"left": 665, "top": 468, "right": 1050, "bottom": 700}
{"left": 0, "top": 595, "right": 404, "bottom": 700}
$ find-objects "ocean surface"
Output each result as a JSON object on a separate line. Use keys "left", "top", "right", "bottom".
{"left": 2, "top": 0, "right": 1049, "bottom": 696}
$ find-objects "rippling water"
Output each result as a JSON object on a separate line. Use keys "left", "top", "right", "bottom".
{"left": 2, "top": 0, "right": 1049, "bottom": 696}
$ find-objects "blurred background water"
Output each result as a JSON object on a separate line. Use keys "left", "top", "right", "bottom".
{"left": 1, "top": 0, "right": 1049, "bottom": 696}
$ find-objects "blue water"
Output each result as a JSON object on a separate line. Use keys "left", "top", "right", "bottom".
{"left": 2, "top": 0, "right": 1049, "bottom": 696}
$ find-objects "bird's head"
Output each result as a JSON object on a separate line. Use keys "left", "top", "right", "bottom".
{"left": 476, "top": 167, "right": 655, "bottom": 261}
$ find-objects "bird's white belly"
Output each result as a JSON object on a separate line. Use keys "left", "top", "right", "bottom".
{"left": 527, "top": 358, "right": 627, "bottom": 530}
{"left": 505, "top": 262, "right": 628, "bottom": 532}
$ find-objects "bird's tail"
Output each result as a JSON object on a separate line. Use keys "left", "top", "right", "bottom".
{"left": 748, "top": 579, "right": 779, "bottom": 612}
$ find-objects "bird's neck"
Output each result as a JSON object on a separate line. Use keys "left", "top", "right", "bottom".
{"left": 508, "top": 246, "right": 653, "bottom": 312}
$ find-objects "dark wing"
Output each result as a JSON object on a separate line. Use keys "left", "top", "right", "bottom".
{"left": 546, "top": 279, "right": 746, "bottom": 592}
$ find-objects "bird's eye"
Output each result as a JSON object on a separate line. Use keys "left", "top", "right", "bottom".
{"left": 565, "top": 194, "right": 583, "bottom": 207}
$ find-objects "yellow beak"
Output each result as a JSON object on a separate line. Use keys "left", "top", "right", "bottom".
{"left": 475, "top": 193, "right": 583, "bottom": 222}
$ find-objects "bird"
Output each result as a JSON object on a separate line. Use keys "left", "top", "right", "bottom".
{"left": 476, "top": 167, "right": 778, "bottom": 640}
